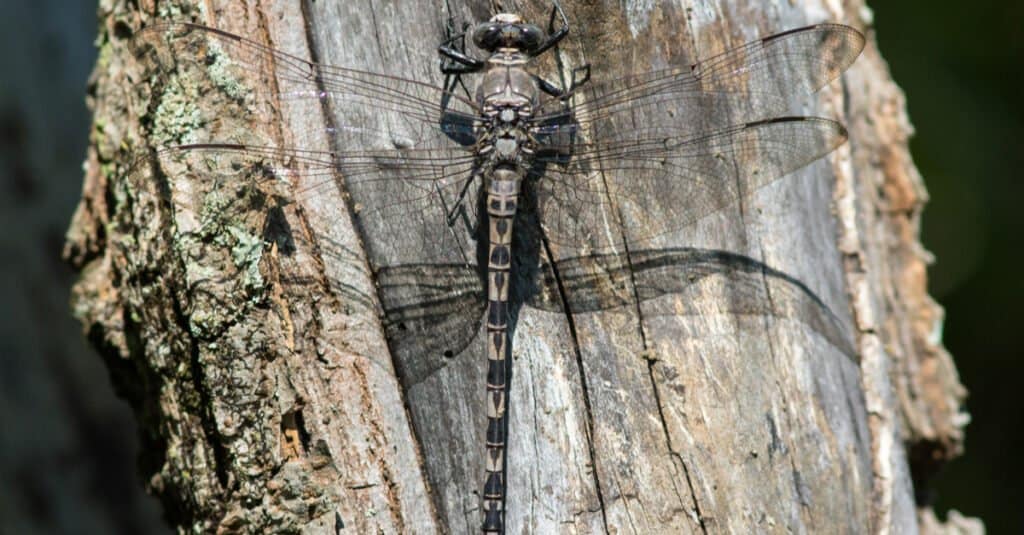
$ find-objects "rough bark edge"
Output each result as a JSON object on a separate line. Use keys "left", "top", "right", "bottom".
{"left": 64, "top": 0, "right": 440, "bottom": 532}
{"left": 834, "top": 3, "right": 972, "bottom": 531}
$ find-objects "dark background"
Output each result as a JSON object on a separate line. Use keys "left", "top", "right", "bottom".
{"left": 872, "top": 1, "right": 1024, "bottom": 532}
{"left": 0, "top": 0, "right": 1018, "bottom": 533}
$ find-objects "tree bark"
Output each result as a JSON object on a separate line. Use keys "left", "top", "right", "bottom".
{"left": 65, "top": 0, "right": 973, "bottom": 533}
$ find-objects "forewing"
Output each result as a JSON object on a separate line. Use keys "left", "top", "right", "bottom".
{"left": 130, "top": 22, "right": 481, "bottom": 145}
{"left": 536, "top": 23, "right": 864, "bottom": 132}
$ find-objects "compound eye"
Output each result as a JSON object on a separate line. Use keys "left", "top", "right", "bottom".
{"left": 472, "top": 22, "right": 503, "bottom": 51}
{"left": 517, "top": 24, "right": 543, "bottom": 52}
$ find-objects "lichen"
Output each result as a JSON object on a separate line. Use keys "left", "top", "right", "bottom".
{"left": 228, "top": 224, "right": 265, "bottom": 294}
{"left": 150, "top": 78, "right": 204, "bottom": 146}
{"left": 156, "top": 3, "right": 187, "bottom": 19}
{"left": 171, "top": 178, "right": 269, "bottom": 340}
{"left": 94, "top": 38, "right": 113, "bottom": 72}
{"left": 204, "top": 39, "right": 252, "bottom": 103}
{"left": 98, "top": 158, "right": 115, "bottom": 182}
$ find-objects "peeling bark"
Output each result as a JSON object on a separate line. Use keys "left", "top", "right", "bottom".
{"left": 65, "top": 0, "right": 972, "bottom": 533}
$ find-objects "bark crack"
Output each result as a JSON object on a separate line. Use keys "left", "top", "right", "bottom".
{"left": 540, "top": 235, "right": 610, "bottom": 534}
{"left": 173, "top": 292, "right": 231, "bottom": 492}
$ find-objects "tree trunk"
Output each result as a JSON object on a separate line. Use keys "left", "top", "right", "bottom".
{"left": 65, "top": 0, "right": 973, "bottom": 533}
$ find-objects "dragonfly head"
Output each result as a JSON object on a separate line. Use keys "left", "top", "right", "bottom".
{"left": 474, "top": 14, "right": 543, "bottom": 53}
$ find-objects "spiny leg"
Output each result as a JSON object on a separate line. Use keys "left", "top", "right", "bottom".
{"left": 531, "top": 0, "right": 570, "bottom": 57}
{"left": 534, "top": 63, "right": 591, "bottom": 101}
{"left": 439, "top": 16, "right": 484, "bottom": 74}
{"left": 438, "top": 170, "right": 482, "bottom": 266}
{"left": 532, "top": 3, "right": 591, "bottom": 100}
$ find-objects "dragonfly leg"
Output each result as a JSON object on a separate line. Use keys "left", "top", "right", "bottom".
{"left": 536, "top": 63, "right": 590, "bottom": 100}
{"left": 441, "top": 62, "right": 482, "bottom": 75}
{"left": 536, "top": 75, "right": 566, "bottom": 98}
{"left": 438, "top": 173, "right": 480, "bottom": 266}
{"left": 439, "top": 17, "right": 484, "bottom": 74}
{"left": 531, "top": 0, "right": 570, "bottom": 57}
{"left": 444, "top": 172, "right": 478, "bottom": 228}
{"left": 569, "top": 64, "right": 591, "bottom": 92}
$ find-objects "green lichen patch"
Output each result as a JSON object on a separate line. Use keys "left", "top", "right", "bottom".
{"left": 150, "top": 77, "right": 205, "bottom": 146}
{"left": 173, "top": 178, "right": 271, "bottom": 341}
{"left": 137, "top": 33, "right": 260, "bottom": 149}
{"left": 228, "top": 224, "right": 266, "bottom": 294}
{"left": 155, "top": 2, "right": 190, "bottom": 20}
{"left": 94, "top": 36, "right": 113, "bottom": 72}
{"left": 204, "top": 39, "right": 253, "bottom": 103}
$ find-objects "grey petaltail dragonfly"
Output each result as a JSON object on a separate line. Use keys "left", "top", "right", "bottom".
{"left": 128, "top": 3, "right": 863, "bottom": 532}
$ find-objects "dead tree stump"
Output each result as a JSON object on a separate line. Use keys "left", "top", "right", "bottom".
{"left": 65, "top": 0, "right": 971, "bottom": 532}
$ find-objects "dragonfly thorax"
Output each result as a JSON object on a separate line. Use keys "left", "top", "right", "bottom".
{"left": 477, "top": 54, "right": 539, "bottom": 118}
{"left": 478, "top": 123, "right": 535, "bottom": 170}
{"left": 473, "top": 48, "right": 542, "bottom": 175}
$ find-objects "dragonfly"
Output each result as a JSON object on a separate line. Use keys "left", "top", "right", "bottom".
{"left": 127, "top": 3, "right": 864, "bottom": 532}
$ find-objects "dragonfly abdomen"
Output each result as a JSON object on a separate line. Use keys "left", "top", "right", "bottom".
{"left": 481, "top": 167, "right": 520, "bottom": 533}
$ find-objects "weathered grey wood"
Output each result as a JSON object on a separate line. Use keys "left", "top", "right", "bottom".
{"left": 509, "top": 2, "right": 870, "bottom": 532}
{"left": 66, "top": 0, "right": 974, "bottom": 533}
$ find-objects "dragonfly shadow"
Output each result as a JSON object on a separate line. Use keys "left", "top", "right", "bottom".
{"left": 261, "top": 203, "right": 298, "bottom": 257}
{"left": 353, "top": 242, "right": 856, "bottom": 390}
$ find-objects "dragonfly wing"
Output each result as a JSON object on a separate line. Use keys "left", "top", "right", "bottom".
{"left": 374, "top": 263, "right": 485, "bottom": 388}
{"left": 536, "top": 23, "right": 864, "bottom": 130}
{"left": 534, "top": 117, "right": 847, "bottom": 254}
{"left": 130, "top": 22, "right": 481, "bottom": 145}
{"left": 131, "top": 140, "right": 481, "bottom": 255}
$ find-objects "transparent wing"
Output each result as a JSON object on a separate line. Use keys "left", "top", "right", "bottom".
{"left": 130, "top": 22, "right": 481, "bottom": 144}
{"left": 525, "top": 25, "right": 862, "bottom": 254}
{"left": 532, "top": 117, "right": 847, "bottom": 253}
{"left": 129, "top": 19, "right": 493, "bottom": 267}
{"left": 128, "top": 135, "right": 480, "bottom": 259}
{"left": 536, "top": 23, "right": 864, "bottom": 131}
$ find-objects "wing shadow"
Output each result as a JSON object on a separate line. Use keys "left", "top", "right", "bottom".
{"left": 316, "top": 241, "right": 858, "bottom": 389}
